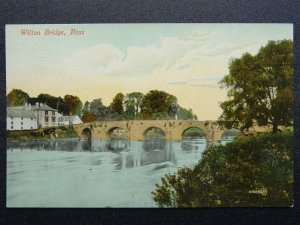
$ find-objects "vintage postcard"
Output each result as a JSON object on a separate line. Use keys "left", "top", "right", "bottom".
{"left": 6, "top": 24, "right": 293, "bottom": 207}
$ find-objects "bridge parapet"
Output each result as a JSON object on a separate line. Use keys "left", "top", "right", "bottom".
{"left": 73, "top": 120, "right": 227, "bottom": 141}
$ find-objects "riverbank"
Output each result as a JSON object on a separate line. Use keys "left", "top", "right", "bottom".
{"left": 152, "top": 130, "right": 293, "bottom": 207}
{"left": 7, "top": 126, "right": 79, "bottom": 141}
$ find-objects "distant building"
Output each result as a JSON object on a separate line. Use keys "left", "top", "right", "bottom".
{"left": 6, "top": 102, "right": 60, "bottom": 130}
{"left": 31, "top": 103, "right": 59, "bottom": 128}
{"left": 58, "top": 115, "right": 82, "bottom": 126}
{"left": 7, "top": 106, "right": 37, "bottom": 131}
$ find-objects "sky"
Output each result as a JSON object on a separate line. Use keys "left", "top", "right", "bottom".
{"left": 6, "top": 24, "right": 293, "bottom": 120}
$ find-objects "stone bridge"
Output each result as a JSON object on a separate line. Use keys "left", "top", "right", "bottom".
{"left": 73, "top": 120, "right": 229, "bottom": 142}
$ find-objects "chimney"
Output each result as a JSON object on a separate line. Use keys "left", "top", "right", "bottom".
{"left": 36, "top": 102, "right": 39, "bottom": 107}
{"left": 40, "top": 103, "right": 43, "bottom": 107}
{"left": 25, "top": 103, "right": 28, "bottom": 110}
{"left": 28, "top": 103, "right": 31, "bottom": 110}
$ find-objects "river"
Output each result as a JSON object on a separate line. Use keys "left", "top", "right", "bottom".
{"left": 6, "top": 138, "right": 229, "bottom": 207}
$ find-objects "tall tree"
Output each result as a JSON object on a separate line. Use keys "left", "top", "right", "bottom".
{"left": 90, "top": 98, "right": 109, "bottom": 120}
{"left": 218, "top": 40, "right": 293, "bottom": 133}
{"left": 7, "top": 89, "right": 29, "bottom": 106}
{"left": 140, "top": 90, "right": 177, "bottom": 119}
{"left": 64, "top": 95, "right": 83, "bottom": 116}
{"left": 124, "top": 92, "right": 144, "bottom": 119}
{"left": 110, "top": 93, "right": 124, "bottom": 116}
{"left": 82, "top": 101, "right": 90, "bottom": 114}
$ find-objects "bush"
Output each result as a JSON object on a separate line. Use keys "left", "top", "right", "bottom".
{"left": 152, "top": 131, "right": 293, "bottom": 207}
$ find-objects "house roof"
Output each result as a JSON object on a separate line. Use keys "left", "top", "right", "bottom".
{"left": 32, "top": 104, "right": 57, "bottom": 111}
{"left": 7, "top": 107, "right": 36, "bottom": 119}
{"left": 58, "top": 115, "right": 81, "bottom": 122}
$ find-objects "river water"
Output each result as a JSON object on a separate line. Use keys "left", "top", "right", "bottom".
{"left": 6, "top": 138, "right": 229, "bottom": 207}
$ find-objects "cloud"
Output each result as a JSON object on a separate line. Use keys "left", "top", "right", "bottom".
{"left": 167, "top": 76, "right": 221, "bottom": 87}
{"left": 188, "top": 31, "right": 213, "bottom": 41}
{"left": 61, "top": 29, "right": 257, "bottom": 80}
{"left": 63, "top": 37, "right": 201, "bottom": 77}
{"left": 167, "top": 80, "right": 188, "bottom": 85}
{"left": 203, "top": 42, "right": 258, "bottom": 57}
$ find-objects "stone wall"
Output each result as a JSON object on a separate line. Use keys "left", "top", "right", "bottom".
{"left": 74, "top": 120, "right": 227, "bottom": 141}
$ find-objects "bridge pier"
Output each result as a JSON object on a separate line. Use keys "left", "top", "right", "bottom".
{"left": 74, "top": 120, "right": 227, "bottom": 142}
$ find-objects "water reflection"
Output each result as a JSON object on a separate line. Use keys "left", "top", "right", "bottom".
{"left": 7, "top": 137, "right": 212, "bottom": 207}
{"left": 182, "top": 137, "right": 206, "bottom": 151}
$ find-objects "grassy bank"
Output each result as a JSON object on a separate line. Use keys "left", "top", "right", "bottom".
{"left": 7, "top": 126, "right": 79, "bottom": 141}
{"left": 152, "top": 130, "right": 293, "bottom": 207}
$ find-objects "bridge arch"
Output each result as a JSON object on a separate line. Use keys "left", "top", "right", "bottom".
{"left": 81, "top": 127, "right": 92, "bottom": 140}
{"left": 107, "top": 126, "right": 129, "bottom": 140}
{"left": 178, "top": 124, "right": 208, "bottom": 141}
{"left": 220, "top": 128, "right": 242, "bottom": 139}
{"left": 182, "top": 127, "right": 206, "bottom": 139}
{"left": 143, "top": 126, "right": 167, "bottom": 140}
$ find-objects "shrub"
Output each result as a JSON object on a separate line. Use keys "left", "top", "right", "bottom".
{"left": 152, "top": 131, "right": 293, "bottom": 207}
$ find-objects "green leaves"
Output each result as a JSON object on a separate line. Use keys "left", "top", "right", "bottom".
{"left": 218, "top": 40, "right": 293, "bottom": 133}
{"left": 140, "top": 90, "right": 177, "bottom": 119}
{"left": 7, "top": 89, "right": 30, "bottom": 106}
{"left": 152, "top": 131, "right": 293, "bottom": 207}
{"left": 64, "top": 95, "right": 83, "bottom": 116}
{"left": 110, "top": 92, "right": 125, "bottom": 116}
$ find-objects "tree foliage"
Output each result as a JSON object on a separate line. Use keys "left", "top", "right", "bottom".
{"left": 152, "top": 131, "right": 293, "bottom": 207}
{"left": 140, "top": 90, "right": 177, "bottom": 119}
{"left": 64, "top": 95, "right": 83, "bottom": 116}
{"left": 218, "top": 40, "right": 293, "bottom": 133}
{"left": 7, "top": 89, "right": 30, "bottom": 106}
{"left": 90, "top": 98, "right": 110, "bottom": 120}
{"left": 110, "top": 93, "right": 124, "bottom": 117}
{"left": 177, "top": 107, "right": 198, "bottom": 120}
{"left": 124, "top": 92, "right": 144, "bottom": 119}
{"left": 81, "top": 111, "right": 97, "bottom": 123}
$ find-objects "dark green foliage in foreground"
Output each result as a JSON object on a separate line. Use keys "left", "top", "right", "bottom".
{"left": 152, "top": 131, "right": 293, "bottom": 207}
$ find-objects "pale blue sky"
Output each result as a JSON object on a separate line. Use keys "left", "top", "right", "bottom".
{"left": 6, "top": 24, "right": 293, "bottom": 119}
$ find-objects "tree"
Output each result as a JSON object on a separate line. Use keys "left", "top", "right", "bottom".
{"left": 90, "top": 98, "right": 109, "bottom": 120}
{"left": 82, "top": 101, "right": 90, "bottom": 114}
{"left": 81, "top": 112, "right": 97, "bottom": 123}
{"left": 177, "top": 107, "right": 198, "bottom": 120}
{"left": 110, "top": 93, "right": 124, "bottom": 116}
{"left": 64, "top": 95, "right": 83, "bottom": 116}
{"left": 140, "top": 90, "right": 177, "bottom": 119}
{"left": 7, "top": 89, "right": 29, "bottom": 106}
{"left": 152, "top": 131, "right": 293, "bottom": 207}
{"left": 28, "top": 94, "right": 67, "bottom": 115}
{"left": 124, "top": 92, "right": 144, "bottom": 119}
{"left": 218, "top": 40, "right": 293, "bottom": 133}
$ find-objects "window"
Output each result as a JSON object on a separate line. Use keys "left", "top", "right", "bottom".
{"left": 11, "top": 121, "right": 13, "bottom": 125}
{"left": 52, "top": 111, "right": 55, "bottom": 116}
{"left": 11, "top": 126, "right": 13, "bottom": 129}
{"left": 52, "top": 117, "right": 55, "bottom": 122}
{"left": 11, "top": 117, "right": 13, "bottom": 120}
{"left": 31, "top": 127, "right": 33, "bottom": 130}
{"left": 45, "top": 116, "right": 49, "bottom": 122}
{"left": 21, "top": 127, "right": 23, "bottom": 130}
{"left": 21, "top": 122, "right": 23, "bottom": 125}
{"left": 21, "top": 117, "right": 23, "bottom": 120}
{"left": 45, "top": 111, "right": 48, "bottom": 115}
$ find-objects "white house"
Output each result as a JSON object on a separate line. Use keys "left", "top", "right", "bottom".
{"left": 58, "top": 115, "right": 82, "bottom": 126}
{"left": 31, "top": 103, "right": 60, "bottom": 128}
{"left": 7, "top": 102, "right": 60, "bottom": 130}
{"left": 7, "top": 106, "right": 37, "bottom": 131}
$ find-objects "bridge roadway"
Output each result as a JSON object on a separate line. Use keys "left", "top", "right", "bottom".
{"left": 73, "top": 120, "right": 227, "bottom": 142}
